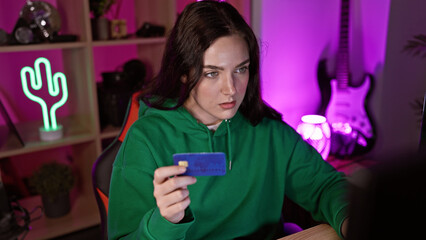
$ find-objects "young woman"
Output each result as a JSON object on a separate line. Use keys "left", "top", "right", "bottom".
{"left": 108, "top": 1, "right": 348, "bottom": 239}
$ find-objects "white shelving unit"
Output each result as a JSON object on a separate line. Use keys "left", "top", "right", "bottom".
{"left": 0, "top": 0, "right": 250, "bottom": 238}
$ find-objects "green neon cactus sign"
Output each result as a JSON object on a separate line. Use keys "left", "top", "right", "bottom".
{"left": 20, "top": 57, "right": 68, "bottom": 131}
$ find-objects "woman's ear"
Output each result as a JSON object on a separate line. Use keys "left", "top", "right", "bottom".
{"left": 181, "top": 75, "right": 188, "bottom": 83}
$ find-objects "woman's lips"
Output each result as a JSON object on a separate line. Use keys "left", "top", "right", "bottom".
{"left": 220, "top": 101, "right": 236, "bottom": 109}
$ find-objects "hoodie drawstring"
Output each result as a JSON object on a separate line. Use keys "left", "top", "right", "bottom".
{"left": 225, "top": 119, "right": 232, "bottom": 170}
{"left": 206, "top": 129, "right": 214, "bottom": 152}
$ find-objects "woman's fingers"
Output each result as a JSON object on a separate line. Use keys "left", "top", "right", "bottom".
{"left": 153, "top": 166, "right": 197, "bottom": 197}
{"left": 153, "top": 165, "right": 197, "bottom": 223}
{"left": 156, "top": 188, "right": 190, "bottom": 212}
{"left": 159, "top": 196, "right": 191, "bottom": 224}
{"left": 153, "top": 165, "right": 187, "bottom": 184}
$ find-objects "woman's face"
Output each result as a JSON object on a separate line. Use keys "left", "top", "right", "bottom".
{"left": 184, "top": 34, "right": 250, "bottom": 126}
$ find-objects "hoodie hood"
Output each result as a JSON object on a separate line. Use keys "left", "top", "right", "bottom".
{"left": 138, "top": 99, "right": 245, "bottom": 169}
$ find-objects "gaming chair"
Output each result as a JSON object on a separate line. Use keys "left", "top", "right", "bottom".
{"left": 92, "top": 92, "right": 140, "bottom": 240}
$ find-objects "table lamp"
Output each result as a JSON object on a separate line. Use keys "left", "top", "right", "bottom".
{"left": 20, "top": 57, "right": 68, "bottom": 141}
{"left": 296, "top": 114, "right": 331, "bottom": 160}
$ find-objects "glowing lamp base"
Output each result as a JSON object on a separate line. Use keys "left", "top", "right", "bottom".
{"left": 296, "top": 115, "right": 331, "bottom": 160}
{"left": 39, "top": 125, "right": 63, "bottom": 141}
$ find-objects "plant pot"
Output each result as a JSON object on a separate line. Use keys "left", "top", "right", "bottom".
{"left": 41, "top": 192, "right": 71, "bottom": 218}
{"left": 91, "top": 17, "right": 110, "bottom": 40}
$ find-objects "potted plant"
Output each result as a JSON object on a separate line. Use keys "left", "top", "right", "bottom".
{"left": 404, "top": 35, "right": 426, "bottom": 124}
{"left": 89, "top": 0, "right": 116, "bottom": 40}
{"left": 29, "top": 162, "right": 75, "bottom": 218}
{"left": 404, "top": 34, "right": 426, "bottom": 58}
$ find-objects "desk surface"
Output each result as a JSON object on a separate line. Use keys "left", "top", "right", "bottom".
{"left": 327, "top": 155, "right": 376, "bottom": 175}
{"left": 278, "top": 224, "right": 340, "bottom": 240}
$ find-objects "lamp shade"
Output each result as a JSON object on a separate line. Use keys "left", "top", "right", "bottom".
{"left": 296, "top": 114, "right": 331, "bottom": 160}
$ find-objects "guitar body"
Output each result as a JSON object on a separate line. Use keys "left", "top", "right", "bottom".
{"left": 326, "top": 75, "right": 374, "bottom": 139}
{"left": 319, "top": 71, "right": 376, "bottom": 157}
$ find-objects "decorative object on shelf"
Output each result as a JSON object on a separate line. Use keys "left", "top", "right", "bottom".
{"left": 109, "top": 0, "right": 127, "bottom": 39}
{"left": 0, "top": 99, "right": 24, "bottom": 148}
{"left": 12, "top": 17, "right": 36, "bottom": 44}
{"left": 90, "top": 0, "right": 115, "bottom": 19}
{"left": 110, "top": 19, "right": 127, "bottom": 39}
{"left": 29, "top": 162, "right": 75, "bottom": 218}
{"left": 136, "top": 22, "right": 165, "bottom": 38}
{"left": 20, "top": 57, "right": 68, "bottom": 141}
{"left": 98, "top": 59, "right": 146, "bottom": 127}
{"left": 0, "top": 29, "right": 10, "bottom": 45}
{"left": 121, "top": 59, "right": 147, "bottom": 92}
{"left": 90, "top": 0, "right": 116, "bottom": 40}
{"left": 91, "top": 17, "right": 110, "bottom": 40}
{"left": 11, "top": 0, "right": 62, "bottom": 44}
{"left": 296, "top": 115, "right": 331, "bottom": 160}
{"left": 49, "top": 33, "right": 78, "bottom": 43}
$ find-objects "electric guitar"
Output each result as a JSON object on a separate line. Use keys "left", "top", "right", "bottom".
{"left": 317, "top": 0, "right": 376, "bottom": 157}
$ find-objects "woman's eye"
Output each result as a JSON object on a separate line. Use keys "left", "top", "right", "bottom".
{"left": 235, "top": 66, "right": 248, "bottom": 74}
{"left": 205, "top": 72, "right": 218, "bottom": 78}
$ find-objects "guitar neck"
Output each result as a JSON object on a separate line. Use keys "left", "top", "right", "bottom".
{"left": 336, "top": 0, "right": 350, "bottom": 89}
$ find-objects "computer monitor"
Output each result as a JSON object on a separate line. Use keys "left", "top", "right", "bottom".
{"left": 346, "top": 151, "right": 426, "bottom": 239}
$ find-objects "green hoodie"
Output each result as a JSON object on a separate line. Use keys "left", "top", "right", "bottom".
{"left": 108, "top": 101, "right": 348, "bottom": 240}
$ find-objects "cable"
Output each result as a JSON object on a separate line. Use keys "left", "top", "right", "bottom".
{"left": 0, "top": 197, "right": 43, "bottom": 240}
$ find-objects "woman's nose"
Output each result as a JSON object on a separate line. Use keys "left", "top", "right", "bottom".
{"left": 221, "top": 74, "right": 236, "bottom": 95}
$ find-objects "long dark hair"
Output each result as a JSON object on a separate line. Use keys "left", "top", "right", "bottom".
{"left": 140, "top": 0, "right": 281, "bottom": 125}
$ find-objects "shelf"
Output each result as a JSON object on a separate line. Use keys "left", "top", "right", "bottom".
{"left": 100, "top": 125, "right": 121, "bottom": 140}
{"left": 92, "top": 37, "right": 167, "bottom": 47}
{"left": 18, "top": 193, "right": 100, "bottom": 240}
{"left": 0, "top": 36, "right": 168, "bottom": 52}
{"left": 0, "top": 42, "right": 88, "bottom": 53}
{"left": 0, "top": 115, "right": 95, "bottom": 159}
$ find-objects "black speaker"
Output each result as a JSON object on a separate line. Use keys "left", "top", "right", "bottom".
{"left": 98, "top": 72, "right": 132, "bottom": 127}
{"left": 136, "top": 22, "right": 165, "bottom": 37}
{"left": 97, "top": 59, "right": 146, "bottom": 128}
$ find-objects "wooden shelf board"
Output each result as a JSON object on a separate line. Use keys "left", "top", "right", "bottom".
{"left": 0, "top": 116, "right": 95, "bottom": 158}
{"left": 327, "top": 156, "right": 377, "bottom": 175}
{"left": 92, "top": 37, "right": 166, "bottom": 47}
{"left": 100, "top": 125, "right": 121, "bottom": 140}
{"left": 0, "top": 133, "right": 96, "bottom": 159}
{"left": 19, "top": 193, "right": 100, "bottom": 240}
{"left": 0, "top": 42, "right": 87, "bottom": 53}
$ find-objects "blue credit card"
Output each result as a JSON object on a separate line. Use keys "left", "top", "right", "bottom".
{"left": 173, "top": 152, "right": 227, "bottom": 176}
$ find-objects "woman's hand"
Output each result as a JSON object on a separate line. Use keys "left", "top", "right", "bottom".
{"left": 153, "top": 166, "right": 197, "bottom": 223}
